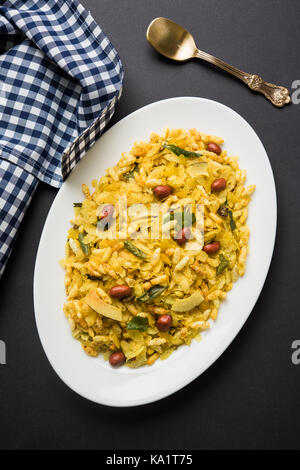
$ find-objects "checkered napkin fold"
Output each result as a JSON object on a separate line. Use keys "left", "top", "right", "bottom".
{"left": 0, "top": 0, "right": 123, "bottom": 277}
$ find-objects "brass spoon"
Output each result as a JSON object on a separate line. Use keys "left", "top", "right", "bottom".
{"left": 146, "top": 17, "right": 291, "bottom": 108}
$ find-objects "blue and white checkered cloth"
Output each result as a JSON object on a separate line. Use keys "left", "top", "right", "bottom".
{"left": 0, "top": 0, "right": 123, "bottom": 277}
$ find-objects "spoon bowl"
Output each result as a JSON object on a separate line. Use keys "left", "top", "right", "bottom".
{"left": 146, "top": 17, "right": 197, "bottom": 62}
{"left": 146, "top": 17, "right": 291, "bottom": 107}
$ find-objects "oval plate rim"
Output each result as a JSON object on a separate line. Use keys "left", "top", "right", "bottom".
{"left": 34, "top": 97, "right": 277, "bottom": 407}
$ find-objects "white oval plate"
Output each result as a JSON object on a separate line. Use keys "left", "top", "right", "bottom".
{"left": 34, "top": 97, "right": 276, "bottom": 407}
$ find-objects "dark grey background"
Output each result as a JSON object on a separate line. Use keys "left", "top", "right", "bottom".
{"left": 1, "top": 0, "right": 299, "bottom": 450}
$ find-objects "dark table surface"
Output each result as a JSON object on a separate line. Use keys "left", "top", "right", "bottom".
{"left": 1, "top": 0, "right": 300, "bottom": 450}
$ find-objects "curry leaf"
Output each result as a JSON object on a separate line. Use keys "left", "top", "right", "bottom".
{"left": 78, "top": 232, "right": 90, "bottom": 256}
{"left": 127, "top": 316, "right": 149, "bottom": 331}
{"left": 164, "top": 208, "right": 196, "bottom": 227}
{"left": 218, "top": 200, "right": 236, "bottom": 230}
{"left": 216, "top": 254, "right": 229, "bottom": 276}
{"left": 137, "top": 285, "right": 167, "bottom": 302}
{"left": 124, "top": 240, "right": 147, "bottom": 259}
{"left": 163, "top": 211, "right": 174, "bottom": 225}
{"left": 73, "top": 202, "right": 82, "bottom": 207}
{"left": 182, "top": 208, "right": 196, "bottom": 227}
{"left": 228, "top": 210, "right": 236, "bottom": 231}
{"left": 123, "top": 163, "right": 139, "bottom": 181}
{"left": 164, "top": 143, "right": 203, "bottom": 158}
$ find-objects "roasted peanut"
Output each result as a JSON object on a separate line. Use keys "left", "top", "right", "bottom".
{"left": 207, "top": 142, "right": 222, "bottom": 155}
{"left": 108, "top": 285, "right": 132, "bottom": 299}
{"left": 156, "top": 314, "right": 172, "bottom": 332}
{"left": 152, "top": 185, "right": 173, "bottom": 199}
{"left": 211, "top": 178, "right": 227, "bottom": 192}
{"left": 100, "top": 204, "right": 114, "bottom": 219}
{"left": 203, "top": 241, "right": 220, "bottom": 254}
{"left": 175, "top": 227, "right": 191, "bottom": 245}
{"left": 109, "top": 351, "right": 126, "bottom": 367}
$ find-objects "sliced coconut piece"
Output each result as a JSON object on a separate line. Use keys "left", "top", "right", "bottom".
{"left": 86, "top": 290, "right": 122, "bottom": 321}
{"left": 68, "top": 238, "right": 81, "bottom": 256}
{"left": 172, "top": 291, "right": 204, "bottom": 312}
{"left": 187, "top": 162, "right": 209, "bottom": 178}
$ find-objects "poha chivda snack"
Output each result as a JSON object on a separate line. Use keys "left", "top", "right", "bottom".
{"left": 60, "top": 128, "right": 255, "bottom": 368}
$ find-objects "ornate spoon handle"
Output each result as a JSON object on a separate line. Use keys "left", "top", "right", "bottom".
{"left": 195, "top": 49, "right": 291, "bottom": 108}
